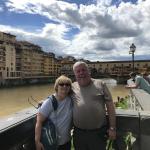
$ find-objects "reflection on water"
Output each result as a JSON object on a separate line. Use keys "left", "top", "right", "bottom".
{"left": 108, "top": 84, "right": 129, "bottom": 101}
{"left": 103, "top": 78, "right": 129, "bottom": 101}
{"left": 0, "top": 79, "right": 129, "bottom": 117}
{"left": 102, "top": 78, "right": 117, "bottom": 85}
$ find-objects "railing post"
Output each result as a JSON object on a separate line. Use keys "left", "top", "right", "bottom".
{"left": 139, "top": 111, "right": 150, "bottom": 150}
{"left": 116, "top": 109, "right": 140, "bottom": 150}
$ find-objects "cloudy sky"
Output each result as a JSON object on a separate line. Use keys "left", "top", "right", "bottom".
{"left": 0, "top": 0, "right": 150, "bottom": 61}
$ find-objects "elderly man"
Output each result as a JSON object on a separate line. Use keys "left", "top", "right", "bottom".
{"left": 72, "top": 61, "right": 116, "bottom": 150}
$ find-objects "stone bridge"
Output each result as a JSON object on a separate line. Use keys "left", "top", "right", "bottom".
{"left": 0, "top": 89, "right": 150, "bottom": 150}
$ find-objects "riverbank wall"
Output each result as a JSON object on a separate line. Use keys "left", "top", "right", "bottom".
{"left": 0, "top": 75, "right": 128, "bottom": 88}
{"left": 0, "top": 76, "right": 57, "bottom": 88}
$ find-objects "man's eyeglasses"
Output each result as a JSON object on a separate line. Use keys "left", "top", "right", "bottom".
{"left": 59, "top": 83, "right": 70, "bottom": 86}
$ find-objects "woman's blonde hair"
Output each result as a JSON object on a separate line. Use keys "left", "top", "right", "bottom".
{"left": 54, "top": 75, "right": 72, "bottom": 95}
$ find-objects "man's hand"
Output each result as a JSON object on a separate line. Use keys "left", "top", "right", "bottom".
{"left": 108, "top": 128, "right": 116, "bottom": 140}
{"left": 35, "top": 141, "right": 44, "bottom": 150}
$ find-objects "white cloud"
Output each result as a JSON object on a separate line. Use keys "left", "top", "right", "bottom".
{"left": 96, "top": 0, "right": 112, "bottom": 6}
{"left": 0, "top": 23, "right": 70, "bottom": 56}
{"left": 2, "top": 0, "right": 150, "bottom": 61}
{"left": 0, "top": 6, "right": 3, "bottom": 12}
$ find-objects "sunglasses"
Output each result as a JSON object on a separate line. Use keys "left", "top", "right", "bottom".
{"left": 59, "top": 83, "right": 70, "bottom": 86}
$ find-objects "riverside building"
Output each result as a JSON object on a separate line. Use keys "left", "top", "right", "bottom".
{"left": 0, "top": 31, "right": 150, "bottom": 86}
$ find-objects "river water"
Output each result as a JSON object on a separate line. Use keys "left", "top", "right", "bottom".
{"left": 0, "top": 79, "right": 129, "bottom": 117}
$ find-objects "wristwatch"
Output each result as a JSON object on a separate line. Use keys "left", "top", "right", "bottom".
{"left": 109, "top": 127, "right": 116, "bottom": 131}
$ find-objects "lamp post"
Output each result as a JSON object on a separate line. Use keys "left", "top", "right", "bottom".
{"left": 129, "top": 43, "right": 136, "bottom": 72}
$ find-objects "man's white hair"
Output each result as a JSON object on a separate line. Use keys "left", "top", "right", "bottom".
{"left": 73, "top": 61, "right": 89, "bottom": 71}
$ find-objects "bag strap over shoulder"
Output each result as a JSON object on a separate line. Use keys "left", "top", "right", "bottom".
{"left": 51, "top": 95, "right": 58, "bottom": 111}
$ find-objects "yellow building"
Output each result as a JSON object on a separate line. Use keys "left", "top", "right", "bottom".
{"left": 59, "top": 59, "right": 150, "bottom": 78}
{"left": 1, "top": 31, "right": 150, "bottom": 86}
{"left": 0, "top": 31, "right": 20, "bottom": 85}
{"left": 54, "top": 59, "right": 61, "bottom": 77}
{"left": 90, "top": 60, "right": 150, "bottom": 76}
{"left": 0, "top": 31, "right": 16, "bottom": 43}
{"left": 43, "top": 52, "right": 55, "bottom": 76}
{"left": 0, "top": 31, "right": 61, "bottom": 85}
{"left": 0, "top": 43, "right": 5, "bottom": 83}
{"left": 17, "top": 41, "right": 44, "bottom": 78}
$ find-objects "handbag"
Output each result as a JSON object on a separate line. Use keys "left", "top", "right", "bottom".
{"left": 40, "top": 95, "right": 58, "bottom": 150}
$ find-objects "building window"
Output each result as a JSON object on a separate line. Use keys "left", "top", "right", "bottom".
{"left": 10, "top": 72, "right": 13, "bottom": 77}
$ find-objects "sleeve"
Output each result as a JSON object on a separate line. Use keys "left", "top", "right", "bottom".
{"left": 102, "top": 81, "right": 113, "bottom": 102}
{"left": 135, "top": 76, "right": 141, "bottom": 86}
{"left": 38, "top": 96, "right": 53, "bottom": 118}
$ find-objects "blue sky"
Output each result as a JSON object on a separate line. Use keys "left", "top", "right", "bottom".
{"left": 0, "top": 0, "right": 149, "bottom": 61}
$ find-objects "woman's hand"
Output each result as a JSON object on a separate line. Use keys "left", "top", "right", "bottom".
{"left": 35, "top": 113, "right": 46, "bottom": 150}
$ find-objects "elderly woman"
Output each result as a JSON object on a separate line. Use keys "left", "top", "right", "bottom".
{"left": 35, "top": 75, "right": 73, "bottom": 150}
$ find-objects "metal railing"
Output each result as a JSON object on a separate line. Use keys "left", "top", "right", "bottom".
{"left": 128, "top": 89, "right": 150, "bottom": 111}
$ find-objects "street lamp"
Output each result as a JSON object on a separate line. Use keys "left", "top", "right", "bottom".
{"left": 129, "top": 43, "right": 136, "bottom": 72}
